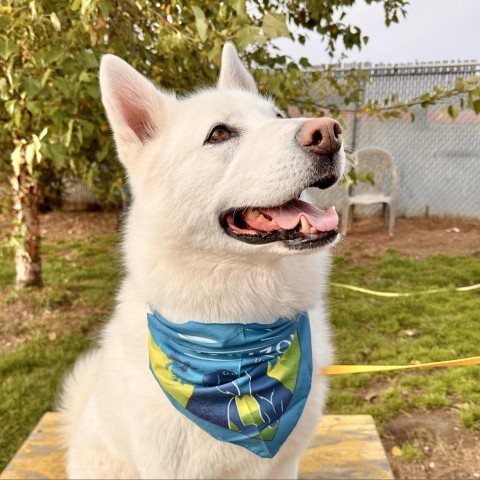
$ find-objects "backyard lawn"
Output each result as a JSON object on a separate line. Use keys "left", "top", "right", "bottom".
{"left": 0, "top": 211, "right": 479, "bottom": 479}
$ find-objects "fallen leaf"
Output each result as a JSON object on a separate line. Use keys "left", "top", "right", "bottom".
{"left": 391, "top": 446, "right": 402, "bottom": 457}
{"left": 365, "top": 391, "right": 378, "bottom": 402}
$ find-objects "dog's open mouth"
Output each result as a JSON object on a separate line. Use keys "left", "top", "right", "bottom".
{"left": 220, "top": 198, "right": 339, "bottom": 250}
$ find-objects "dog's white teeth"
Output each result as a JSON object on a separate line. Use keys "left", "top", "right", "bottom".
{"left": 300, "top": 216, "right": 310, "bottom": 233}
{"left": 310, "top": 227, "right": 319, "bottom": 234}
{"left": 246, "top": 209, "right": 260, "bottom": 219}
{"left": 326, "top": 206, "right": 336, "bottom": 213}
{"left": 258, "top": 213, "right": 268, "bottom": 223}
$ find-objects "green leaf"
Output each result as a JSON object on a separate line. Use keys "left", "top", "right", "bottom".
{"left": 0, "top": 77, "right": 8, "bottom": 100}
{"left": 39, "top": 127, "right": 48, "bottom": 140}
{"left": 37, "top": 45, "right": 64, "bottom": 66}
{"left": 23, "top": 77, "right": 43, "bottom": 97}
{"left": 13, "top": 106, "right": 21, "bottom": 127}
{"left": 5, "top": 99, "right": 16, "bottom": 116}
{"left": 56, "top": 77, "right": 74, "bottom": 96}
{"left": 41, "top": 68, "right": 52, "bottom": 86}
{"left": 0, "top": 36, "right": 18, "bottom": 60}
{"left": 29, "top": 1, "right": 37, "bottom": 20}
{"left": 84, "top": 83, "right": 100, "bottom": 100}
{"left": 11, "top": 145, "right": 22, "bottom": 176}
{"left": 207, "top": 42, "right": 221, "bottom": 63}
{"left": 71, "top": 0, "right": 82, "bottom": 11}
{"left": 25, "top": 142, "right": 36, "bottom": 174}
{"left": 79, "top": 71, "right": 91, "bottom": 83}
{"left": 473, "top": 99, "right": 480, "bottom": 115}
{"left": 96, "top": 138, "right": 111, "bottom": 161}
{"left": 98, "top": 0, "right": 112, "bottom": 17}
{"left": 65, "top": 119, "right": 74, "bottom": 147}
{"left": 50, "top": 13, "right": 61, "bottom": 32}
{"left": 34, "top": 142, "right": 43, "bottom": 164}
{"left": 447, "top": 104, "right": 460, "bottom": 120}
{"left": 233, "top": 0, "right": 248, "bottom": 20}
{"left": 299, "top": 57, "right": 311, "bottom": 68}
{"left": 46, "top": 143, "right": 66, "bottom": 169}
{"left": 192, "top": 6, "right": 208, "bottom": 42}
{"left": 262, "top": 12, "right": 290, "bottom": 39}
{"left": 81, "top": 0, "right": 94, "bottom": 16}
{"left": 32, "top": 134, "right": 41, "bottom": 151}
{"left": 77, "top": 120, "right": 95, "bottom": 138}
{"left": 79, "top": 52, "right": 99, "bottom": 69}
{"left": 236, "top": 26, "right": 264, "bottom": 49}
{"left": 26, "top": 100, "right": 41, "bottom": 115}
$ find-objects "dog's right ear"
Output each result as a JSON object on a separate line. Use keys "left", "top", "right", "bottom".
{"left": 99, "top": 55, "right": 175, "bottom": 168}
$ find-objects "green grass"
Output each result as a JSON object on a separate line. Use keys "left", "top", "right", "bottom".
{"left": 0, "top": 235, "right": 119, "bottom": 469}
{"left": 0, "top": 235, "right": 480, "bottom": 470}
{"left": 400, "top": 442, "right": 424, "bottom": 462}
{"left": 0, "top": 335, "right": 92, "bottom": 469}
{"left": 327, "top": 250, "right": 480, "bottom": 428}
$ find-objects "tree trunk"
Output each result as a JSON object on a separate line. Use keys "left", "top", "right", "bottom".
{"left": 10, "top": 152, "right": 43, "bottom": 288}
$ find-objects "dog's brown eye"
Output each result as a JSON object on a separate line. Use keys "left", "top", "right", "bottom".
{"left": 208, "top": 126, "right": 231, "bottom": 143}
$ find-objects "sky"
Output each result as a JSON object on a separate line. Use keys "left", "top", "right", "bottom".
{"left": 275, "top": 0, "right": 480, "bottom": 65}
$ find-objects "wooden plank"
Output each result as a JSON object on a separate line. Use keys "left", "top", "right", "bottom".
{"left": 299, "top": 415, "right": 394, "bottom": 479}
{"left": 1, "top": 413, "right": 393, "bottom": 479}
{"left": 1, "top": 413, "right": 65, "bottom": 480}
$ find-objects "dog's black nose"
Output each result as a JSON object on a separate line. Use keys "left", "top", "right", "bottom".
{"left": 296, "top": 118, "right": 342, "bottom": 156}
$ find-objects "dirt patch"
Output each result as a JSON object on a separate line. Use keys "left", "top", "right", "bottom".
{"left": 40, "top": 210, "right": 120, "bottom": 241}
{"left": 336, "top": 215, "right": 480, "bottom": 260}
{"left": 0, "top": 210, "right": 119, "bottom": 244}
{"left": 0, "top": 290, "right": 108, "bottom": 352}
{"left": 383, "top": 409, "right": 480, "bottom": 479}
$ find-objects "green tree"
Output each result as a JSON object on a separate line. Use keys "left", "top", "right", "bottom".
{"left": 0, "top": 1, "right": 107, "bottom": 286}
{"left": 1, "top": 0, "right": 478, "bottom": 287}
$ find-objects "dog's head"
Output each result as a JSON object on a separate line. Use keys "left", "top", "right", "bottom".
{"left": 100, "top": 44, "right": 345, "bottom": 259}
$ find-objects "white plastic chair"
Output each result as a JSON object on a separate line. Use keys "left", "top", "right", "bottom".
{"left": 341, "top": 148, "right": 398, "bottom": 236}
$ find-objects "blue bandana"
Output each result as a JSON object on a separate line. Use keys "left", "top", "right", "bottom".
{"left": 147, "top": 308, "right": 312, "bottom": 458}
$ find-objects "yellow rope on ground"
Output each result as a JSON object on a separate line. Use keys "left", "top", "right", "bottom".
{"left": 331, "top": 282, "right": 480, "bottom": 297}
{"left": 321, "top": 356, "right": 480, "bottom": 375}
{"left": 324, "top": 282, "right": 480, "bottom": 374}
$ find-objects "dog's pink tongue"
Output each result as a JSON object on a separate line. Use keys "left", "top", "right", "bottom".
{"left": 260, "top": 200, "right": 339, "bottom": 231}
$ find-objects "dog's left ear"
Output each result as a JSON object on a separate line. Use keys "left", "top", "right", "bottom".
{"left": 217, "top": 43, "right": 257, "bottom": 93}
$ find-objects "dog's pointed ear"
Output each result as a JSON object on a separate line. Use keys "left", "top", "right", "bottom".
{"left": 217, "top": 43, "right": 257, "bottom": 93}
{"left": 100, "top": 55, "right": 175, "bottom": 167}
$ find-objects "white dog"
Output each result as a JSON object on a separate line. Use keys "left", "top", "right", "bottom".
{"left": 60, "top": 43, "right": 345, "bottom": 479}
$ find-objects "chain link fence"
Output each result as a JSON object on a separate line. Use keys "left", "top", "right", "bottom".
{"left": 309, "top": 61, "right": 480, "bottom": 219}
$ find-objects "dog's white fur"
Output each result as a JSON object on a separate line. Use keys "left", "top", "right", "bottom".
{"left": 59, "top": 44, "right": 345, "bottom": 479}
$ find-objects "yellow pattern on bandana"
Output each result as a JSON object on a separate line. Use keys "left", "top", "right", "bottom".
{"left": 148, "top": 333, "right": 194, "bottom": 407}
